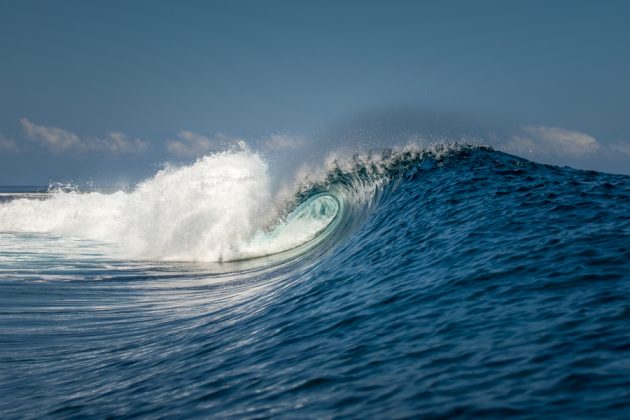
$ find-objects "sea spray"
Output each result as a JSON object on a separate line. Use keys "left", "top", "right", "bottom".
{"left": 0, "top": 150, "right": 273, "bottom": 261}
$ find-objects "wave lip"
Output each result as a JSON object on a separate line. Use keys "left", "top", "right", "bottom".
{"left": 237, "top": 193, "right": 340, "bottom": 260}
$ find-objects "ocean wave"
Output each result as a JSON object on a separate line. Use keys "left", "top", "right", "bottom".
{"left": 0, "top": 142, "right": 469, "bottom": 262}
{"left": 1, "top": 142, "right": 629, "bottom": 418}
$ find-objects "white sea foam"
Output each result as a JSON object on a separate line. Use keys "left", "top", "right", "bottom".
{"left": 0, "top": 148, "right": 335, "bottom": 262}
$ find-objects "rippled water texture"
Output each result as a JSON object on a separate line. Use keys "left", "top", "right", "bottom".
{"left": 1, "top": 147, "right": 629, "bottom": 418}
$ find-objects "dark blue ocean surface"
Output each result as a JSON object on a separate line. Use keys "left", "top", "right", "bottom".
{"left": 1, "top": 147, "right": 629, "bottom": 418}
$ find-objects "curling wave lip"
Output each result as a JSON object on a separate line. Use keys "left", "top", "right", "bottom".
{"left": 235, "top": 193, "right": 341, "bottom": 262}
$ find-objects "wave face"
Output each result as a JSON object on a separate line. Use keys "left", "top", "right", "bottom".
{"left": 1, "top": 146, "right": 630, "bottom": 417}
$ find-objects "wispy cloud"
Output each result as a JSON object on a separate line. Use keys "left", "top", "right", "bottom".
{"left": 0, "top": 134, "right": 19, "bottom": 153}
{"left": 92, "top": 132, "right": 149, "bottom": 154}
{"left": 609, "top": 141, "right": 630, "bottom": 157}
{"left": 20, "top": 118, "right": 148, "bottom": 154}
{"left": 20, "top": 118, "right": 81, "bottom": 152}
{"left": 166, "top": 131, "right": 238, "bottom": 157}
{"left": 502, "top": 126, "right": 600, "bottom": 158}
{"left": 261, "top": 134, "right": 306, "bottom": 152}
{"left": 165, "top": 131, "right": 307, "bottom": 157}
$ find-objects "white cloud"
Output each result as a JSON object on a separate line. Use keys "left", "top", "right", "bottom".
{"left": 21, "top": 118, "right": 82, "bottom": 152}
{"left": 501, "top": 126, "right": 600, "bottom": 158}
{"left": 501, "top": 135, "right": 537, "bottom": 156}
{"left": 20, "top": 118, "right": 148, "bottom": 154}
{"left": 261, "top": 134, "right": 306, "bottom": 152}
{"left": 166, "top": 131, "right": 237, "bottom": 157}
{"left": 609, "top": 141, "right": 630, "bottom": 157}
{"left": 92, "top": 132, "right": 149, "bottom": 154}
{"left": 0, "top": 134, "right": 18, "bottom": 153}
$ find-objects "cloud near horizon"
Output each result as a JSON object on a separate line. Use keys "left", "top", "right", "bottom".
{"left": 260, "top": 134, "right": 307, "bottom": 152}
{"left": 165, "top": 131, "right": 247, "bottom": 157}
{"left": 501, "top": 126, "right": 601, "bottom": 158}
{"left": 20, "top": 118, "right": 148, "bottom": 155}
{"left": 0, "top": 134, "right": 18, "bottom": 153}
{"left": 609, "top": 141, "right": 630, "bottom": 157}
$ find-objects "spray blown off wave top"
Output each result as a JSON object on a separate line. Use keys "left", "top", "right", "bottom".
{"left": 1, "top": 143, "right": 629, "bottom": 417}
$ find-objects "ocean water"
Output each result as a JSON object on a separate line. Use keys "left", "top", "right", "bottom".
{"left": 1, "top": 145, "right": 629, "bottom": 418}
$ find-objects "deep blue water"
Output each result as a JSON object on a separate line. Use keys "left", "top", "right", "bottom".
{"left": 1, "top": 147, "right": 629, "bottom": 418}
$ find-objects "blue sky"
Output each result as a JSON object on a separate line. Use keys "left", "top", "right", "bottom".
{"left": 1, "top": 0, "right": 629, "bottom": 184}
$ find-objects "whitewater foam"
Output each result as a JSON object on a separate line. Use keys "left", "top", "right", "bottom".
{"left": 0, "top": 150, "right": 283, "bottom": 261}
